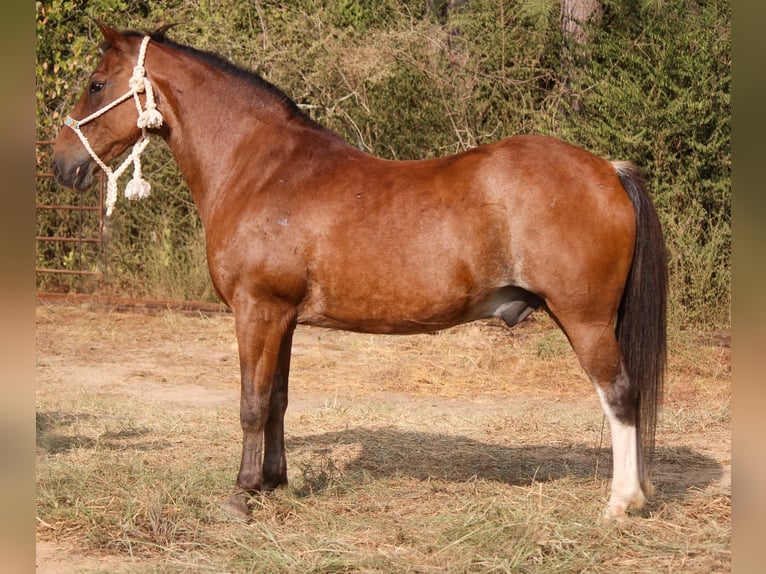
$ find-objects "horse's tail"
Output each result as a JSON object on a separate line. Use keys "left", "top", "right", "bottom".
{"left": 612, "top": 161, "right": 668, "bottom": 482}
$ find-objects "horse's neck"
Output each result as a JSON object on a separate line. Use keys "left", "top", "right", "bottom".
{"left": 155, "top": 59, "right": 306, "bottom": 223}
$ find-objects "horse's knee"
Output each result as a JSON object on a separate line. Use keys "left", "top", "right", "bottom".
{"left": 240, "top": 409, "right": 266, "bottom": 432}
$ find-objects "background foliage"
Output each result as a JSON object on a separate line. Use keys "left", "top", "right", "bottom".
{"left": 35, "top": 0, "right": 730, "bottom": 329}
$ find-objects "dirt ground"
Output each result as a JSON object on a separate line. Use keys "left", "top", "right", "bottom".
{"left": 35, "top": 298, "right": 731, "bottom": 572}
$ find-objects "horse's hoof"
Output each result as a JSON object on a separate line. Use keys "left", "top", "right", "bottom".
{"left": 262, "top": 477, "right": 288, "bottom": 491}
{"left": 220, "top": 493, "right": 252, "bottom": 520}
{"left": 599, "top": 505, "right": 629, "bottom": 523}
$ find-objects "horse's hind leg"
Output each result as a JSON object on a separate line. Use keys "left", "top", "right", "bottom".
{"left": 551, "top": 312, "right": 646, "bottom": 519}
{"left": 591, "top": 360, "right": 648, "bottom": 519}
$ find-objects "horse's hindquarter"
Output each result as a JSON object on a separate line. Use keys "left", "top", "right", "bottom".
{"left": 491, "top": 137, "right": 637, "bottom": 320}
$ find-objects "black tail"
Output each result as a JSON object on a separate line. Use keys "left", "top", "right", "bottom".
{"left": 613, "top": 161, "right": 668, "bottom": 477}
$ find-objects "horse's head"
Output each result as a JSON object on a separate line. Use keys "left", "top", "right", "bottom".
{"left": 52, "top": 22, "right": 158, "bottom": 191}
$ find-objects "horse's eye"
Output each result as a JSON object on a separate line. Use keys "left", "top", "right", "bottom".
{"left": 89, "top": 81, "right": 105, "bottom": 94}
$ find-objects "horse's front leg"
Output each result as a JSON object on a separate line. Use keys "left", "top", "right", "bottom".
{"left": 222, "top": 298, "right": 296, "bottom": 519}
{"left": 262, "top": 320, "right": 295, "bottom": 490}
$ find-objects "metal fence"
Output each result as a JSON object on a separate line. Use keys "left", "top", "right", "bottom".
{"left": 36, "top": 140, "right": 106, "bottom": 290}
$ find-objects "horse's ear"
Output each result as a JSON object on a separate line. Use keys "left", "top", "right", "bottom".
{"left": 151, "top": 23, "right": 179, "bottom": 41}
{"left": 94, "top": 20, "right": 128, "bottom": 52}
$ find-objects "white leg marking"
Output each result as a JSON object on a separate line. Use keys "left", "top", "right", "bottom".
{"left": 595, "top": 387, "right": 645, "bottom": 519}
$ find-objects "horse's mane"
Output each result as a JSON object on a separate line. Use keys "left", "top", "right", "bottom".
{"left": 111, "top": 28, "right": 324, "bottom": 130}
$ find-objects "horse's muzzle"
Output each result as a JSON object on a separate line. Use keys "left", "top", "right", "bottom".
{"left": 52, "top": 155, "right": 96, "bottom": 190}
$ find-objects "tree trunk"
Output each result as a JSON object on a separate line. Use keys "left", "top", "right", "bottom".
{"left": 559, "top": 0, "right": 603, "bottom": 114}
{"left": 561, "top": 0, "right": 602, "bottom": 46}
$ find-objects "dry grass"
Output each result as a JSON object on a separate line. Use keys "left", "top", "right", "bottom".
{"left": 35, "top": 302, "right": 730, "bottom": 573}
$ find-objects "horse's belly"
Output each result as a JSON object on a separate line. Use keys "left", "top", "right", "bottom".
{"left": 297, "top": 289, "right": 470, "bottom": 334}
{"left": 297, "top": 281, "right": 541, "bottom": 335}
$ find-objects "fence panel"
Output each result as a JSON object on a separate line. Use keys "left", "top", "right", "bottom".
{"left": 36, "top": 140, "right": 106, "bottom": 292}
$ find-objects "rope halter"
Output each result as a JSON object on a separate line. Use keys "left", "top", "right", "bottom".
{"left": 63, "top": 36, "right": 163, "bottom": 216}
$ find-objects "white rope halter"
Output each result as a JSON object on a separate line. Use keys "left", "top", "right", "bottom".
{"left": 64, "top": 36, "right": 163, "bottom": 216}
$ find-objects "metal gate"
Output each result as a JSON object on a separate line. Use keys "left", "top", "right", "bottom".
{"left": 36, "top": 140, "right": 107, "bottom": 291}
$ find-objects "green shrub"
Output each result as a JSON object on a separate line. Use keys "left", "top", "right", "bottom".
{"left": 559, "top": 0, "right": 731, "bottom": 326}
{"left": 36, "top": 0, "right": 730, "bottom": 329}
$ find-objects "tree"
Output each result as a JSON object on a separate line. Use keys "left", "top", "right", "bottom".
{"left": 559, "top": 0, "right": 602, "bottom": 112}
{"left": 560, "top": 0, "right": 602, "bottom": 45}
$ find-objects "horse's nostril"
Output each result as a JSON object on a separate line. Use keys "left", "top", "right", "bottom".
{"left": 51, "top": 155, "right": 89, "bottom": 189}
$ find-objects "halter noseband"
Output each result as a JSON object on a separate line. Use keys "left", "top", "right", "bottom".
{"left": 64, "top": 36, "right": 163, "bottom": 216}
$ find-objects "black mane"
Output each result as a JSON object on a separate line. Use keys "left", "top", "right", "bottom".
{"left": 118, "top": 28, "right": 323, "bottom": 129}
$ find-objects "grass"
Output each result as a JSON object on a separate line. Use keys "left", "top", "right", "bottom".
{"left": 35, "top": 303, "right": 730, "bottom": 572}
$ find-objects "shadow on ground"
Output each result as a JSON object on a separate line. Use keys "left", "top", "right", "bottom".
{"left": 288, "top": 426, "right": 722, "bottom": 504}
{"left": 36, "top": 409, "right": 722, "bottom": 508}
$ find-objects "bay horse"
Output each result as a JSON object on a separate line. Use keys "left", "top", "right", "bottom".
{"left": 52, "top": 23, "right": 667, "bottom": 520}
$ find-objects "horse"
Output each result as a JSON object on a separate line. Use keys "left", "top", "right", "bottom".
{"left": 52, "top": 22, "right": 667, "bottom": 520}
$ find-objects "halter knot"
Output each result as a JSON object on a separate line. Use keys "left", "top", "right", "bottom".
{"left": 63, "top": 35, "right": 162, "bottom": 216}
{"left": 136, "top": 78, "right": 163, "bottom": 129}
{"left": 129, "top": 74, "right": 146, "bottom": 93}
